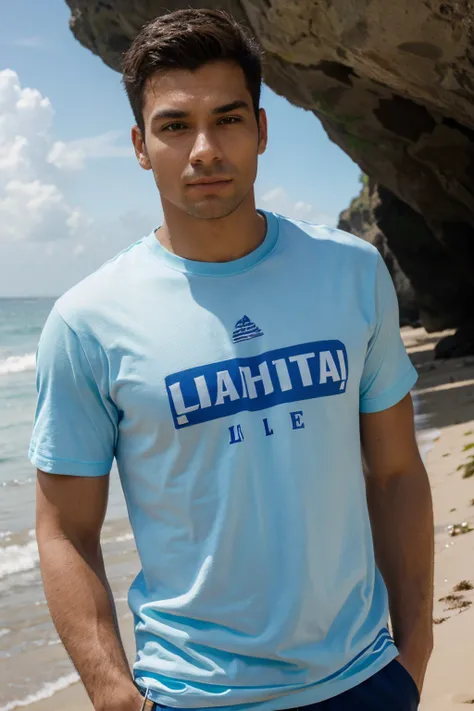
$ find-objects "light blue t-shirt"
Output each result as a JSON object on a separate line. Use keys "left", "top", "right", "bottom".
{"left": 29, "top": 211, "right": 418, "bottom": 709}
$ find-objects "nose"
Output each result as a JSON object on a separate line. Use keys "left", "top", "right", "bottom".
{"left": 189, "top": 129, "right": 223, "bottom": 166}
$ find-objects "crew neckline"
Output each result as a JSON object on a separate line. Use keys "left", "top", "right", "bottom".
{"left": 143, "top": 210, "right": 279, "bottom": 277}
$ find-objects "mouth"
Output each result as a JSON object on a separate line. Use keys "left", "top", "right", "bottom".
{"left": 186, "top": 178, "right": 233, "bottom": 189}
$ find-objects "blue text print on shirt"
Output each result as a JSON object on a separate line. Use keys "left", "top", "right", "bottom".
{"left": 165, "top": 340, "right": 349, "bottom": 429}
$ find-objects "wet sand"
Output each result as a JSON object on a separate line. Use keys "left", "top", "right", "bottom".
{"left": 24, "top": 327, "right": 474, "bottom": 711}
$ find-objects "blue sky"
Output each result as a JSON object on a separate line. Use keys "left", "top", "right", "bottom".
{"left": 0, "top": 0, "right": 361, "bottom": 297}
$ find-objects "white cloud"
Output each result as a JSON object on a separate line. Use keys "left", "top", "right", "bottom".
{"left": 294, "top": 201, "right": 313, "bottom": 218}
{"left": 0, "top": 70, "right": 132, "bottom": 242}
{"left": 0, "top": 69, "right": 86, "bottom": 242}
{"left": 47, "top": 141, "right": 86, "bottom": 171}
{"left": 259, "top": 186, "right": 337, "bottom": 226}
{"left": 67, "top": 210, "right": 93, "bottom": 236}
{"left": 48, "top": 130, "right": 133, "bottom": 171}
{"left": 261, "top": 187, "right": 286, "bottom": 204}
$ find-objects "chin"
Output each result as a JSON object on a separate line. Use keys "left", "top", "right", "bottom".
{"left": 186, "top": 198, "right": 242, "bottom": 221}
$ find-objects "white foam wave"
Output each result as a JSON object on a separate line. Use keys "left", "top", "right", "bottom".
{"left": 0, "top": 540, "right": 39, "bottom": 580}
{"left": 0, "top": 477, "right": 34, "bottom": 489}
{"left": 0, "top": 673, "right": 80, "bottom": 711}
{"left": 0, "top": 627, "right": 10, "bottom": 638}
{"left": 417, "top": 427, "right": 441, "bottom": 461}
{"left": 0, "top": 353, "right": 36, "bottom": 376}
{"left": 102, "top": 531, "right": 134, "bottom": 545}
{"left": 413, "top": 393, "right": 440, "bottom": 462}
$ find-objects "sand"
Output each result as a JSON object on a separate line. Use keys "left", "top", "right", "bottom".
{"left": 25, "top": 326, "right": 474, "bottom": 711}
{"left": 403, "top": 327, "right": 474, "bottom": 709}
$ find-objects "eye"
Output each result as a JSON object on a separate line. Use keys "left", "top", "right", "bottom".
{"left": 218, "top": 116, "right": 242, "bottom": 125}
{"left": 162, "top": 122, "right": 187, "bottom": 132}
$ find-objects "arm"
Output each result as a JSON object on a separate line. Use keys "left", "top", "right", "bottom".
{"left": 360, "top": 393, "right": 434, "bottom": 693}
{"left": 36, "top": 469, "right": 143, "bottom": 711}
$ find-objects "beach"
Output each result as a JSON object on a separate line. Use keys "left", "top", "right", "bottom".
{"left": 403, "top": 327, "right": 474, "bottom": 709}
{"left": 1, "top": 316, "right": 473, "bottom": 711}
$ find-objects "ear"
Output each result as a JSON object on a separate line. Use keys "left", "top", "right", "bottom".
{"left": 131, "top": 125, "right": 152, "bottom": 171}
{"left": 257, "top": 108, "right": 268, "bottom": 156}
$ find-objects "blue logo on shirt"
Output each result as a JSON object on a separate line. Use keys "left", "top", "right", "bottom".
{"left": 165, "top": 340, "right": 348, "bottom": 429}
{"left": 232, "top": 315, "right": 263, "bottom": 343}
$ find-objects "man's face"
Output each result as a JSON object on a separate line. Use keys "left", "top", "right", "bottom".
{"left": 132, "top": 60, "right": 267, "bottom": 220}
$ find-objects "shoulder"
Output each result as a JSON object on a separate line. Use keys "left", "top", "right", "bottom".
{"left": 275, "top": 211, "right": 379, "bottom": 258}
{"left": 54, "top": 235, "right": 149, "bottom": 333}
{"left": 271, "top": 212, "right": 381, "bottom": 285}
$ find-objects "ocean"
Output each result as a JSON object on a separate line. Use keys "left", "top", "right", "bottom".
{"left": 0, "top": 297, "right": 440, "bottom": 711}
{"left": 0, "top": 298, "right": 139, "bottom": 711}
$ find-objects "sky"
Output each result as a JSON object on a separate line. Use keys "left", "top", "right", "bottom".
{"left": 0, "top": 0, "right": 361, "bottom": 298}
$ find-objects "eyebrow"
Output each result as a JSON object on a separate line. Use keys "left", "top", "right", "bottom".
{"left": 151, "top": 100, "right": 251, "bottom": 122}
{"left": 212, "top": 100, "right": 250, "bottom": 115}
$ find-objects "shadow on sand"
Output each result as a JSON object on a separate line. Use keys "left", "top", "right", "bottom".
{"left": 407, "top": 331, "right": 474, "bottom": 431}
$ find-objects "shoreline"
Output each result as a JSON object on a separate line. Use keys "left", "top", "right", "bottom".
{"left": 7, "top": 326, "right": 474, "bottom": 711}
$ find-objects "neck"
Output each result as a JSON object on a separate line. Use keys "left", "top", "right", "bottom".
{"left": 156, "top": 192, "right": 266, "bottom": 263}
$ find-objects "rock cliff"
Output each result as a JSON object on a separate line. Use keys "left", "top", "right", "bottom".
{"left": 338, "top": 178, "right": 420, "bottom": 328}
{"left": 65, "top": 0, "right": 474, "bottom": 356}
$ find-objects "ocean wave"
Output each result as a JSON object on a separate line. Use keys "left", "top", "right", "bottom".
{"left": 412, "top": 393, "right": 440, "bottom": 462}
{"left": 0, "top": 627, "right": 10, "bottom": 638}
{"left": 0, "top": 353, "right": 36, "bottom": 376}
{"left": 417, "top": 427, "right": 441, "bottom": 461}
{"left": 0, "top": 477, "right": 34, "bottom": 489}
{"left": 0, "top": 540, "right": 39, "bottom": 580}
{"left": 0, "top": 673, "right": 80, "bottom": 711}
{"left": 102, "top": 531, "right": 134, "bottom": 545}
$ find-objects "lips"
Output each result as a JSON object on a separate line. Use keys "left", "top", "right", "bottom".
{"left": 187, "top": 178, "right": 233, "bottom": 186}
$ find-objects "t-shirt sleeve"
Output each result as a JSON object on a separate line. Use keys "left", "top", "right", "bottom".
{"left": 359, "top": 254, "right": 418, "bottom": 414}
{"left": 28, "top": 306, "right": 118, "bottom": 476}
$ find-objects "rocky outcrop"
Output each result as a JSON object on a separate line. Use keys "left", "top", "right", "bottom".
{"left": 65, "top": 0, "right": 474, "bottom": 355}
{"left": 338, "top": 179, "right": 420, "bottom": 328}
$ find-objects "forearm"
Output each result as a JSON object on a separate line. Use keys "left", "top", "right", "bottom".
{"left": 366, "top": 459, "right": 434, "bottom": 659}
{"left": 38, "top": 534, "right": 141, "bottom": 711}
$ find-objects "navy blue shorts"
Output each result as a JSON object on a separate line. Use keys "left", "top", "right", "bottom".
{"left": 294, "top": 660, "right": 420, "bottom": 710}
{"left": 138, "top": 659, "right": 420, "bottom": 711}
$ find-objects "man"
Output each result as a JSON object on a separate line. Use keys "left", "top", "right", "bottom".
{"left": 30, "top": 8, "right": 434, "bottom": 711}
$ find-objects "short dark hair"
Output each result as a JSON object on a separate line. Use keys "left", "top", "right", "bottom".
{"left": 121, "top": 8, "right": 263, "bottom": 135}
